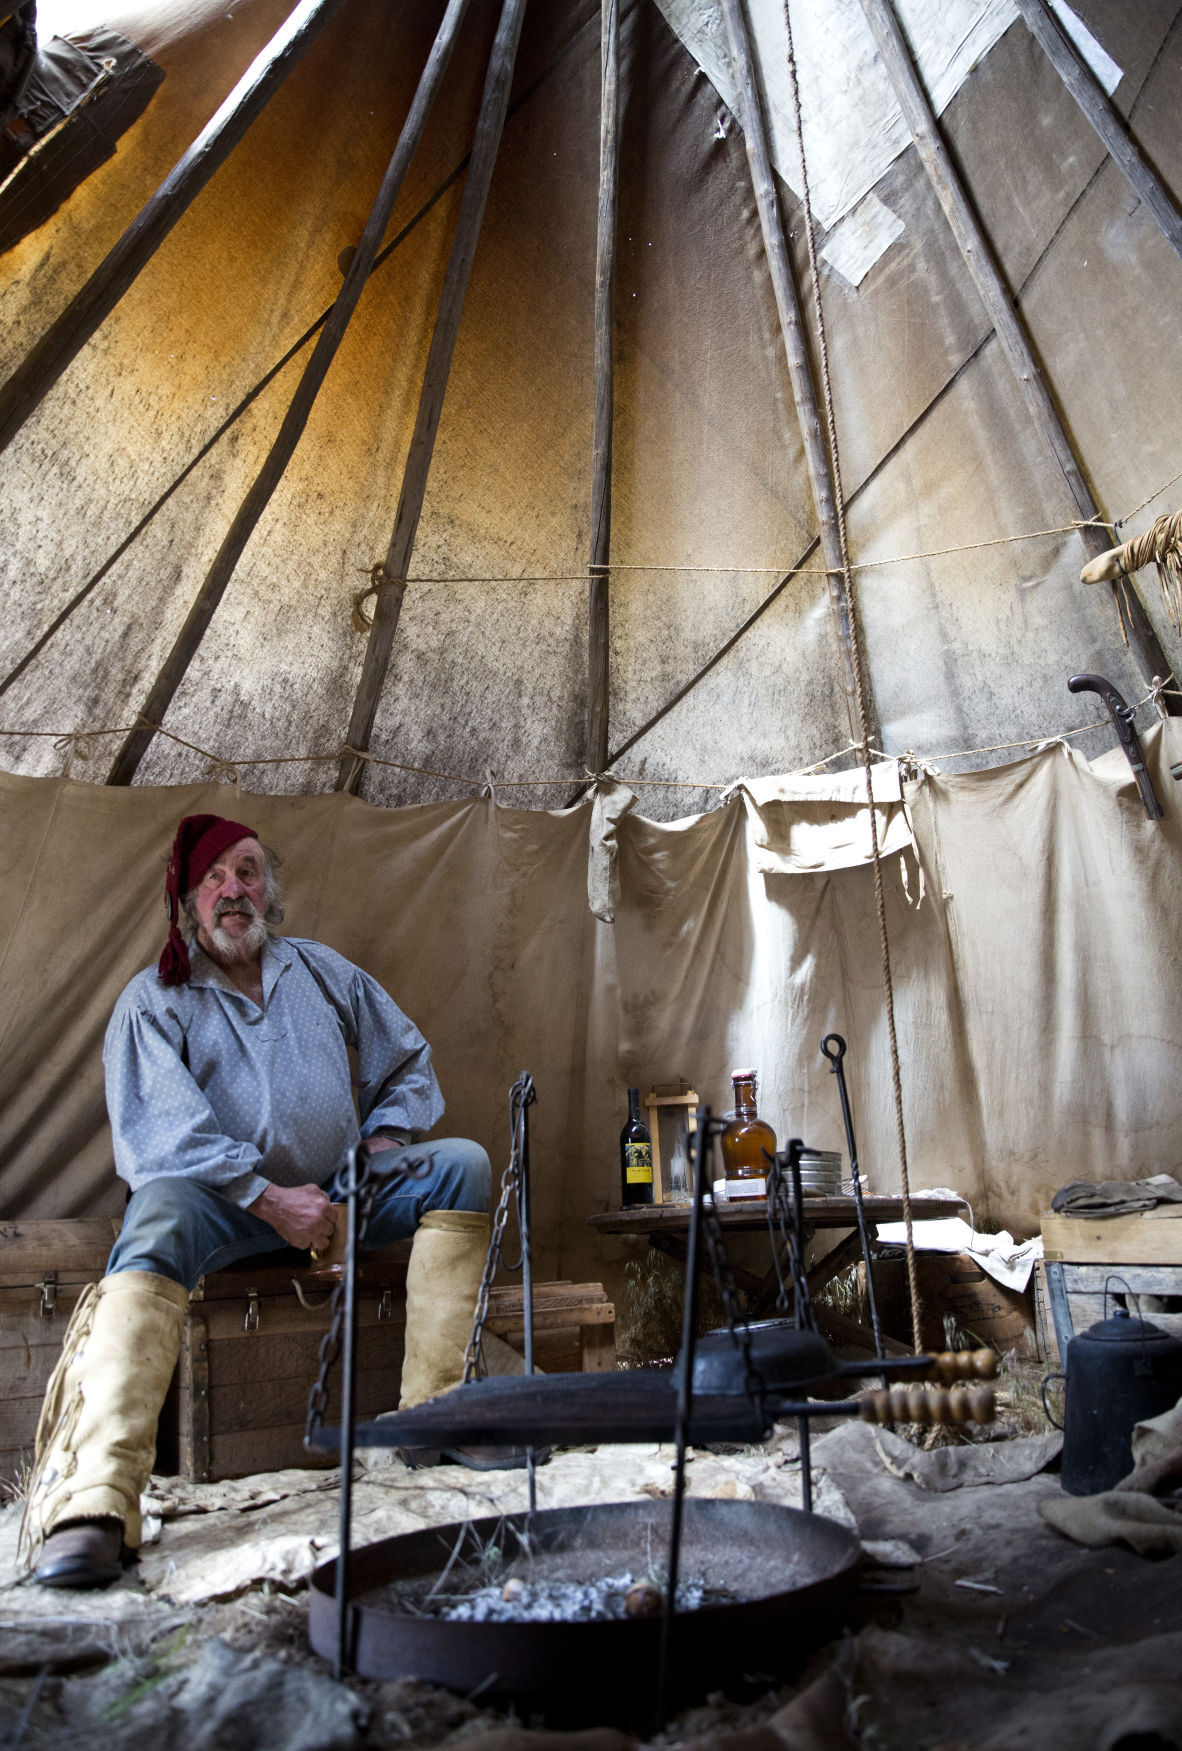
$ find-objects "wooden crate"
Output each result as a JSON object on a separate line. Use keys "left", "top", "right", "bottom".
{"left": 1041, "top": 1212, "right": 1182, "bottom": 1267}
{"left": 1038, "top": 1212, "right": 1182, "bottom": 1364}
{"left": 158, "top": 1249, "right": 410, "bottom": 1482}
{"left": 1038, "top": 1260, "right": 1182, "bottom": 1366}
{"left": 1, "top": 1220, "right": 115, "bottom": 1490}
{"left": 483, "top": 1280, "right": 616, "bottom": 1374}
{"left": 867, "top": 1251, "right": 1036, "bottom": 1356}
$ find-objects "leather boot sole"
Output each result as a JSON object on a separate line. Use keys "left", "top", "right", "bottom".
{"left": 442, "top": 1444, "right": 552, "bottom": 1471}
{"left": 396, "top": 1444, "right": 552, "bottom": 1472}
{"left": 34, "top": 1519, "right": 125, "bottom": 1589}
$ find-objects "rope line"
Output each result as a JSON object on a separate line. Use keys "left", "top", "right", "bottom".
{"left": 343, "top": 515, "right": 1130, "bottom": 588}
{"left": 783, "top": 0, "right": 923, "bottom": 1353}
{"left": 1114, "top": 463, "right": 1182, "bottom": 529}
{"left": 4, "top": 679, "right": 1171, "bottom": 790}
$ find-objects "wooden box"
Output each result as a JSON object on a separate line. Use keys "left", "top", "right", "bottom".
{"left": 1038, "top": 1262, "right": 1182, "bottom": 1365}
{"left": 1041, "top": 1211, "right": 1182, "bottom": 1267}
{"left": 483, "top": 1280, "right": 616, "bottom": 1374}
{"left": 157, "top": 1248, "right": 410, "bottom": 1482}
{"left": 1, "top": 1219, "right": 115, "bottom": 1490}
{"left": 1038, "top": 1211, "right": 1182, "bottom": 1365}
{"left": 0, "top": 1219, "right": 409, "bottom": 1488}
{"left": 914, "top": 1251, "right": 1035, "bottom": 1356}
{"left": 865, "top": 1250, "right": 1036, "bottom": 1356}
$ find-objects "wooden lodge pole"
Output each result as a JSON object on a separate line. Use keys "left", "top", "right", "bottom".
{"left": 107, "top": 0, "right": 474, "bottom": 786}
{"left": 0, "top": 0, "right": 351, "bottom": 459}
{"left": 859, "top": 0, "right": 1179, "bottom": 711}
{"left": 335, "top": 0, "right": 528, "bottom": 794}
{"left": 586, "top": 0, "right": 620, "bottom": 778}
{"left": 1012, "top": 0, "right": 1182, "bottom": 266}
{"left": 719, "top": 0, "right": 872, "bottom": 747}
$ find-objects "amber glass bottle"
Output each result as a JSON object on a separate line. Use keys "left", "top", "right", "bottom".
{"left": 720, "top": 1070, "right": 776, "bottom": 1196}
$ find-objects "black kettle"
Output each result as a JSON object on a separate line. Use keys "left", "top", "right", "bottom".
{"left": 1044, "top": 1302, "right": 1182, "bottom": 1495}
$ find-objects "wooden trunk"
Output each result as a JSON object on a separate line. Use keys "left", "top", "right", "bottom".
{"left": 157, "top": 1249, "right": 410, "bottom": 1482}
{"left": 0, "top": 1219, "right": 115, "bottom": 1489}
{"left": 2, "top": 1220, "right": 617, "bottom": 1489}
{"left": 0, "top": 1219, "right": 409, "bottom": 1487}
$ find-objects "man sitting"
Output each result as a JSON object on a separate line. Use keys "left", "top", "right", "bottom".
{"left": 22, "top": 813, "right": 491, "bottom": 1588}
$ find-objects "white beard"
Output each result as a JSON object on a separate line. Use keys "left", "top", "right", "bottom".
{"left": 207, "top": 908, "right": 269, "bottom": 962}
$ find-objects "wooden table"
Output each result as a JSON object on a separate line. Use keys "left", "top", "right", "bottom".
{"left": 588, "top": 1195, "right": 966, "bottom": 1355}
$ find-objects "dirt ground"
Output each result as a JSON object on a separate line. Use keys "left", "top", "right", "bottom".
{"left": 3, "top": 1391, "right": 1181, "bottom": 1751}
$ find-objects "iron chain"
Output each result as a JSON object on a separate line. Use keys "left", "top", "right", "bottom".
{"left": 765, "top": 1150, "right": 816, "bottom": 1332}
{"left": 303, "top": 1145, "right": 428, "bottom": 1446}
{"left": 462, "top": 1072, "right": 535, "bottom": 1383}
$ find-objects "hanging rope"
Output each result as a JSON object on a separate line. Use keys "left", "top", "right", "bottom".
{"left": 782, "top": 0, "right": 924, "bottom": 1352}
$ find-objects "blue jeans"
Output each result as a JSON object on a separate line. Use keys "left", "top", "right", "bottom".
{"left": 108, "top": 1138, "right": 491, "bottom": 1290}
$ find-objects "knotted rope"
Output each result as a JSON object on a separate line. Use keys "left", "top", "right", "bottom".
{"left": 1117, "top": 511, "right": 1182, "bottom": 631}
{"left": 352, "top": 562, "right": 404, "bottom": 633}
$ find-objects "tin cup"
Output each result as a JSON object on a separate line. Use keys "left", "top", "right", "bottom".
{"left": 308, "top": 1202, "right": 347, "bottom": 1279}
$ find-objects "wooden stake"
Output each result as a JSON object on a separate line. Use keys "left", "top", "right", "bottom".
{"left": 107, "top": 0, "right": 474, "bottom": 786}
{"left": 586, "top": 0, "right": 620, "bottom": 778}
{"left": 0, "top": 0, "right": 350, "bottom": 459}
{"left": 719, "top": 0, "right": 871, "bottom": 746}
{"left": 1012, "top": 0, "right": 1182, "bottom": 265}
{"left": 336, "top": 0, "right": 529, "bottom": 794}
{"left": 859, "top": 0, "right": 1179, "bottom": 711}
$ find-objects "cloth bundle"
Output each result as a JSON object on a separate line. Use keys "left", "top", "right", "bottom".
{"left": 1040, "top": 1397, "right": 1182, "bottom": 1556}
{"left": 1051, "top": 1173, "right": 1182, "bottom": 1219}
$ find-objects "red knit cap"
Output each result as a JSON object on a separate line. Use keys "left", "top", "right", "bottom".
{"left": 158, "top": 814, "right": 259, "bottom": 986}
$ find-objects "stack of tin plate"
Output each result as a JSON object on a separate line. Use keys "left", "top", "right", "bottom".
{"left": 797, "top": 1149, "right": 843, "bottom": 1196}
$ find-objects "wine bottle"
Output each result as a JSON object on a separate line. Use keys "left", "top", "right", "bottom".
{"left": 619, "top": 1087, "right": 654, "bottom": 1207}
{"left": 720, "top": 1069, "right": 776, "bottom": 1200}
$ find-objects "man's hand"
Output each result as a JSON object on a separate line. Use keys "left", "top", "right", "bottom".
{"left": 249, "top": 1182, "right": 335, "bottom": 1251}
{"left": 366, "top": 1135, "right": 403, "bottom": 1155}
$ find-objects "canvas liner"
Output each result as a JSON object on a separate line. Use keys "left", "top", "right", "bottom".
{"left": 2, "top": 719, "right": 1179, "bottom": 1307}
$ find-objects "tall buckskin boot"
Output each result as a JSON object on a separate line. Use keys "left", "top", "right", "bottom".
{"left": 400, "top": 1208, "right": 490, "bottom": 1408}
{"left": 398, "top": 1208, "right": 548, "bottom": 1472}
{"left": 20, "top": 1270, "right": 189, "bottom": 1588}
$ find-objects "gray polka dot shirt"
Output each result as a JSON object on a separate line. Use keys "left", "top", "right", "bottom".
{"left": 103, "top": 936, "right": 444, "bottom": 1206}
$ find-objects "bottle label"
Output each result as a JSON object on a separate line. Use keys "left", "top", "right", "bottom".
{"left": 624, "top": 1143, "right": 653, "bottom": 1184}
{"left": 726, "top": 1175, "right": 766, "bottom": 1200}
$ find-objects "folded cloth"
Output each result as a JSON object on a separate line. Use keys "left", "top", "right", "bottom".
{"left": 1040, "top": 1398, "right": 1182, "bottom": 1555}
{"left": 1051, "top": 1174, "right": 1182, "bottom": 1218}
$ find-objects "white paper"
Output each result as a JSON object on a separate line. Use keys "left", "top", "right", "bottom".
{"left": 875, "top": 1214, "right": 1043, "bottom": 1291}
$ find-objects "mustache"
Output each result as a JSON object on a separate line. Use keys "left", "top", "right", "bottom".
{"left": 214, "top": 897, "right": 260, "bottom": 920}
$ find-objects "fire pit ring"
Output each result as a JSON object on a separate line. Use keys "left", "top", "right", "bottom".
{"left": 309, "top": 1497, "right": 860, "bottom": 1712}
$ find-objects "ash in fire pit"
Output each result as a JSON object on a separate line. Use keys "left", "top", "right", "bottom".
{"left": 386, "top": 1548, "right": 740, "bottom": 1623}
{"left": 369, "top": 1510, "right": 781, "bottom": 1626}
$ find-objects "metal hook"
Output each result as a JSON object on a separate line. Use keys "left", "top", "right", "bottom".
{"left": 820, "top": 1032, "right": 846, "bottom": 1069}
